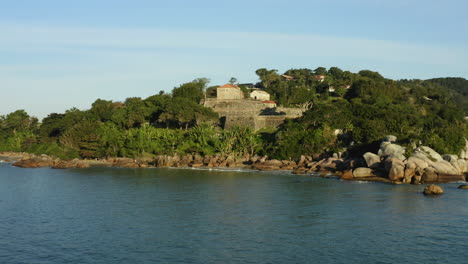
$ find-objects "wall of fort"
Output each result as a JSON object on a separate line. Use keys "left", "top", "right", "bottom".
{"left": 203, "top": 99, "right": 304, "bottom": 130}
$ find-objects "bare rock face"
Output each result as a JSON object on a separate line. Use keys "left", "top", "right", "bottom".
{"left": 423, "top": 184, "right": 444, "bottom": 195}
{"left": 457, "top": 159, "right": 468, "bottom": 173}
{"left": 252, "top": 159, "right": 283, "bottom": 171}
{"left": 378, "top": 142, "right": 406, "bottom": 160}
{"left": 13, "top": 156, "right": 54, "bottom": 168}
{"left": 383, "top": 135, "right": 397, "bottom": 143}
{"left": 352, "top": 167, "right": 374, "bottom": 178}
{"left": 52, "top": 159, "right": 90, "bottom": 169}
{"left": 384, "top": 158, "right": 405, "bottom": 181}
{"left": 443, "top": 154, "right": 458, "bottom": 163}
{"left": 430, "top": 161, "right": 460, "bottom": 176}
{"left": 422, "top": 167, "right": 439, "bottom": 182}
{"left": 112, "top": 158, "right": 141, "bottom": 168}
{"left": 441, "top": 155, "right": 462, "bottom": 174}
{"left": 296, "top": 155, "right": 306, "bottom": 167}
{"left": 404, "top": 157, "right": 428, "bottom": 183}
{"left": 363, "top": 152, "right": 381, "bottom": 169}
{"left": 417, "top": 146, "right": 444, "bottom": 162}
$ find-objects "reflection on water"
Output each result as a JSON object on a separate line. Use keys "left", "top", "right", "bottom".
{"left": 0, "top": 166, "right": 467, "bottom": 263}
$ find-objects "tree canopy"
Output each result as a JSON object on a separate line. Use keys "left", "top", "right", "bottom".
{"left": 0, "top": 68, "right": 466, "bottom": 160}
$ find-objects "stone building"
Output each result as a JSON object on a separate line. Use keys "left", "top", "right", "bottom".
{"left": 262, "top": 100, "right": 277, "bottom": 108}
{"left": 216, "top": 84, "right": 244, "bottom": 100}
{"left": 250, "top": 90, "right": 270, "bottom": 101}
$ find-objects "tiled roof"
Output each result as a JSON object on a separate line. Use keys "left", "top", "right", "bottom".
{"left": 218, "top": 84, "right": 240, "bottom": 89}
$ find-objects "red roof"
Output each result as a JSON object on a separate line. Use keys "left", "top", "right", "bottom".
{"left": 262, "top": 100, "right": 277, "bottom": 104}
{"left": 218, "top": 84, "right": 240, "bottom": 89}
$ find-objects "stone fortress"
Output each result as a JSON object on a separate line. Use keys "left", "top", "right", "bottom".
{"left": 203, "top": 84, "right": 305, "bottom": 131}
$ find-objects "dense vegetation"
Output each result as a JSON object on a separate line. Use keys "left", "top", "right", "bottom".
{"left": 1, "top": 67, "right": 467, "bottom": 160}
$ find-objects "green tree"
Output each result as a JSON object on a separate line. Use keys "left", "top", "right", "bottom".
{"left": 172, "top": 78, "right": 209, "bottom": 103}
{"left": 90, "top": 99, "right": 115, "bottom": 122}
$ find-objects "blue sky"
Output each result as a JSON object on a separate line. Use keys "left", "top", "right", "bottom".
{"left": 1, "top": 0, "right": 467, "bottom": 119}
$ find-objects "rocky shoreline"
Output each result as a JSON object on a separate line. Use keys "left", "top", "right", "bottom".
{"left": 2, "top": 136, "right": 467, "bottom": 185}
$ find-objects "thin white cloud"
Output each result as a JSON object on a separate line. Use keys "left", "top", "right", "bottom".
{"left": 0, "top": 24, "right": 466, "bottom": 66}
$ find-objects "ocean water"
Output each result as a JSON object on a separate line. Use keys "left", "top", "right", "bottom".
{"left": 0, "top": 164, "right": 467, "bottom": 264}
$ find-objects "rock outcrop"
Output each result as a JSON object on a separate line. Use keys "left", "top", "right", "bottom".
{"left": 414, "top": 146, "right": 444, "bottom": 163}
{"left": 52, "top": 159, "right": 90, "bottom": 169}
{"left": 378, "top": 143, "right": 406, "bottom": 160}
{"left": 6, "top": 133, "right": 468, "bottom": 187}
{"left": 363, "top": 152, "right": 380, "bottom": 169}
{"left": 423, "top": 184, "right": 444, "bottom": 195}
{"left": 345, "top": 136, "right": 468, "bottom": 185}
{"left": 13, "top": 155, "right": 55, "bottom": 168}
{"left": 352, "top": 167, "right": 374, "bottom": 178}
{"left": 384, "top": 157, "right": 405, "bottom": 181}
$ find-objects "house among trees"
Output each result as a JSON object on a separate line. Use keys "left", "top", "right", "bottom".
{"left": 250, "top": 90, "right": 270, "bottom": 101}
{"left": 262, "top": 100, "right": 277, "bottom": 108}
{"left": 315, "top": 75, "right": 326, "bottom": 82}
{"left": 216, "top": 84, "right": 244, "bottom": 100}
{"left": 281, "top": 74, "right": 295, "bottom": 81}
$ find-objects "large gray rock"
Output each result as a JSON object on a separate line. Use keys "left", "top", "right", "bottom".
{"left": 413, "top": 152, "right": 435, "bottom": 166}
{"left": 378, "top": 142, "right": 406, "bottom": 159}
{"left": 406, "top": 157, "right": 429, "bottom": 171}
{"left": 363, "top": 152, "right": 381, "bottom": 169}
{"left": 422, "top": 167, "right": 438, "bottom": 182}
{"left": 384, "top": 158, "right": 405, "bottom": 181}
{"left": 404, "top": 157, "right": 428, "bottom": 183}
{"left": 443, "top": 155, "right": 462, "bottom": 173}
{"left": 443, "top": 154, "right": 458, "bottom": 163}
{"left": 383, "top": 135, "right": 397, "bottom": 143}
{"left": 352, "top": 167, "right": 375, "bottom": 177}
{"left": 430, "top": 161, "right": 460, "bottom": 175}
{"left": 457, "top": 159, "right": 467, "bottom": 173}
{"left": 419, "top": 146, "right": 444, "bottom": 162}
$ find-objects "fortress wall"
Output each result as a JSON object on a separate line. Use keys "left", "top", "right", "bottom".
{"left": 276, "top": 107, "right": 304, "bottom": 118}
{"left": 255, "top": 116, "right": 290, "bottom": 130}
{"left": 204, "top": 99, "right": 305, "bottom": 131}
{"left": 224, "top": 116, "right": 257, "bottom": 130}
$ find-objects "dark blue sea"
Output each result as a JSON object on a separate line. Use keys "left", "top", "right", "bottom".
{"left": 0, "top": 162, "right": 467, "bottom": 263}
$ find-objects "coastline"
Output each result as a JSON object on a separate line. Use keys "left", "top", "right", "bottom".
{"left": 2, "top": 148, "right": 466, "bottom": 185}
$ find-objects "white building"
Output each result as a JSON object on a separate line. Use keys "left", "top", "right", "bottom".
{"left": 250, "top": 90, "right": 270, "bottom": 101}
